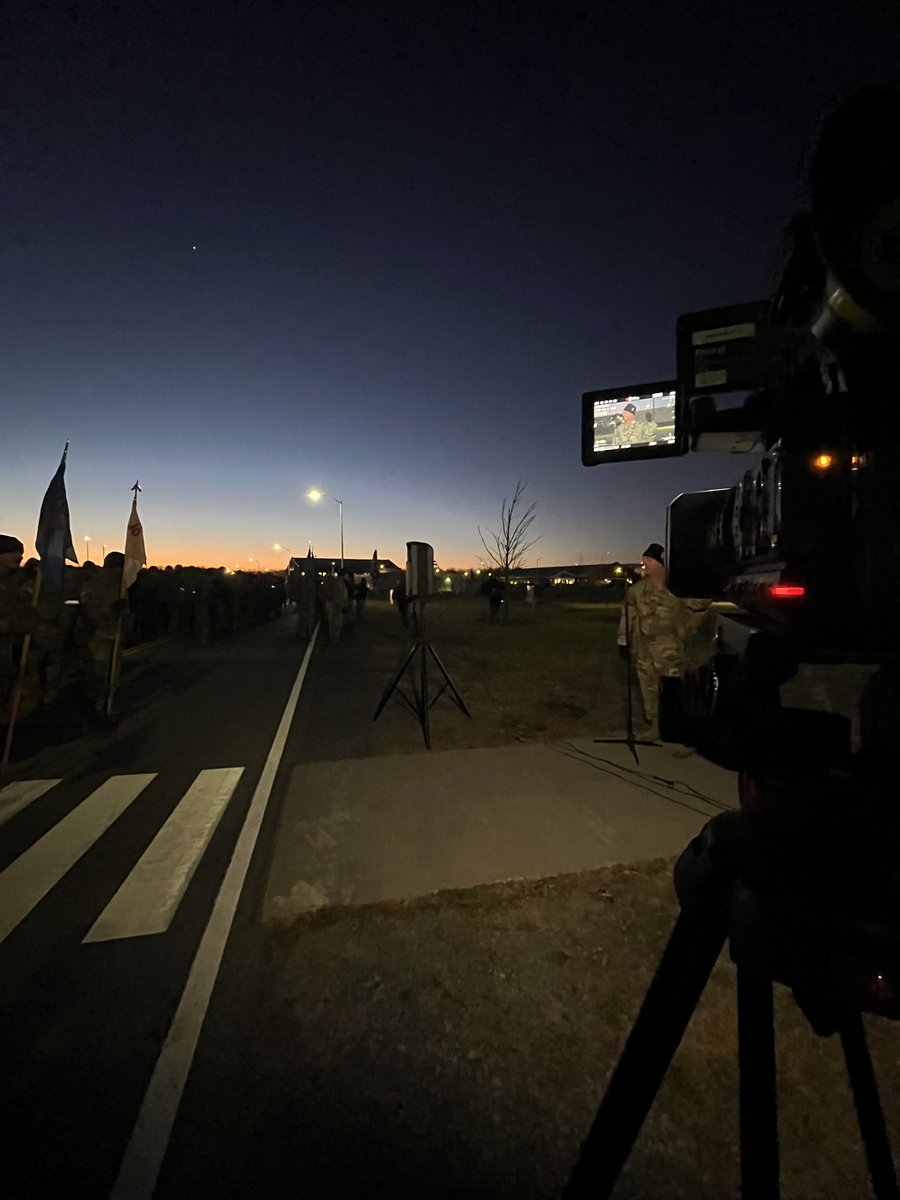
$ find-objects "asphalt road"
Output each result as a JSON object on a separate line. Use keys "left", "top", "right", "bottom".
{"left": 0, "top": 608, "right": 344, "bottom": 1198}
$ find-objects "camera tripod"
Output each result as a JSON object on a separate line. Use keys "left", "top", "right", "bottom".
{"left": 564, "top": 803, "right": 899, "bottom": 1199}
{"left": 373, "top": 598, "right": 469, "bottom": 748}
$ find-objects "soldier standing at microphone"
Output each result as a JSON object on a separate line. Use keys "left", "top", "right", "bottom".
{"left": 617, "top": 543, "right": 709, "bottom": 741}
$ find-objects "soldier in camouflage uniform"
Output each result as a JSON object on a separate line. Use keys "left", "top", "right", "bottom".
{"left": 289, "top": 565, "right": 319, "bottom": 641}
{"left": 0, "top": 535, "right": 34, "bottom": 722}
{"left": 321, "top": 568, "right": 346, "bottom": 643}
{"left": 77, "top": 552, "right": 126, "bottom": 718}
{"left": 617, "top": 542, "right": 709, "bottom": 739}
{"left": 27, "top": 565, "right": 71, "bottom": 708}
{"left": 633, "top": 410, "right": 659, "bottom": 442}
{"left": 614, "top": 406, "right": 660, "bottom": 446}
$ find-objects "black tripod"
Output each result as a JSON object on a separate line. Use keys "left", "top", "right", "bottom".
{"left": 564, "top": 805, "right": 900, "bottom": 1199}
{"left": 373, "top": 599, "right": 469, "bottom": 748}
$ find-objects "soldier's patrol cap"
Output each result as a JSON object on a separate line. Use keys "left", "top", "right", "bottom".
{"left": 0, "top": 535, "right": 24, "bottom": 555}
{"left": 642, "top": 543, "right": 665, "bottom": 565}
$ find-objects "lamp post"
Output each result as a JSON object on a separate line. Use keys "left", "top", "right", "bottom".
{"left": 272, "top": 543, "right": 292, "bottom": 565}
{"left": 84, "top": 535, "right": 91, "bottom": 563}
{"left": 306, "top": 489, "right": 343, "bottom": 568}
{"left": 249, "top": 557, "right": 260, "bottom": 573}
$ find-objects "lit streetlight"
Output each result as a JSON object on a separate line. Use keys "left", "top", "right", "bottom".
{"left": 306, "top": 489, "right": 343, "bottom": 568}
{"left": 272, "top": 543, "right": 292, "bottom": 564}
{"left": 84, "top": 535, "right": 91, "bottom": 563}
{"left": 249, "top": 557, "right": 261, "bottom": 573}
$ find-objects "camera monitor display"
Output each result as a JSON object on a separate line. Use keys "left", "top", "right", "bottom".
{"left": 581, "top": 380, "right": 683, "bottom": 466}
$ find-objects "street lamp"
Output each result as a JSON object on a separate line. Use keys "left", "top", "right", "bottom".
{"left": 84, "top": 535, "right": 91, "bottom": 563}
{"left": 306, "top": 489, "right": 343, "bottom": 568}
{"left": 249, "top": 557, "right": 260, "bottom": 573}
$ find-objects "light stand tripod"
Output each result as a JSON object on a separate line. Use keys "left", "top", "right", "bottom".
{"left": 373, "top": 598, "right": 470, "bottom": 748}
{"left": 564, "top": 803, "right": 900, "bottom": 1200}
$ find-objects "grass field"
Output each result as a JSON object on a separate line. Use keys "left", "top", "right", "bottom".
{"left": 369, "top": 594, "right": 628, "bottom": 750}
{"left": 385, "top": 593, "right": 877, "bottom": 753}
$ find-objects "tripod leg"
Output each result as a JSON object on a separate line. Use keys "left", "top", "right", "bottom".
{"left": 623, "top": 596, "right": 640, "bottom": 764}
{"left": 419, "top": 633, "right": 431, "bottom": 749}
{"left": 373, "top": 643, "right": 419, "bottom": 721}
{"left": 840, "top": 1015, "right": 900, "bottom": 1200}
{"left": 738, "top": 969, "right": 780, "bottom": 1199}
{"left": 426, "top": 643, "right": 470, "bottom": 715}
{"left": 564, "top": 903, "right": 730, "bottom": 1199}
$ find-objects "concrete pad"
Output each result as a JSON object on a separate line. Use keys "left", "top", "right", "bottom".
{"left": 263, "top": 739, "right": 738, "bottom": 922}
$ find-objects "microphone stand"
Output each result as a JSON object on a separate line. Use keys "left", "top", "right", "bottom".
{"left": 593, "top": 581, "right": 657, "bottom": 765}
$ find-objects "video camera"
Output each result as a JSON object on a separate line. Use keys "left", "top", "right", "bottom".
{"left": 569, "top": 93, "right": 900, "bottom": 1197}
{"left": 582, "top": 88, "right": 900, "bottom": 772}
{"left": 583, "top": 87, "right": 900, "bottom": 670}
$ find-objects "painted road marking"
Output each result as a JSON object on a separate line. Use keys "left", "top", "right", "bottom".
{"left": 84, "top": 767, "right": 245, "bottom": 944}
{"left": 111, "top": 624, "right": 320, "bottom": 1200}
{"left": 0, "top": 779, "right": 62, "bottom": 829}
{"left": 0, "top": 774, "right": 156, "bottom": 945}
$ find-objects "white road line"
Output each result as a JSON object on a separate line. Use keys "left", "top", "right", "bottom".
{"left": 0, "top": 779, "right": 62, "bottom": 829}
{"left": 111, "top": 625, "right": 320, "bottom": 1200}
{"left": 84, "top": 768, "right": 245, "bottom": 944}
{"left": 0, "top": 774, "right": 156, "bottom": 945}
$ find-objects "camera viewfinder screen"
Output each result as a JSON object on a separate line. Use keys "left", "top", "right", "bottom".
{"left": 591, "top": 389, "right": 676, "bottom": 454}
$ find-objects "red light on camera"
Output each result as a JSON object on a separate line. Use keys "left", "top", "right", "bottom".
{"left": 769, "top": 585, "right": 806, "bottom": 598}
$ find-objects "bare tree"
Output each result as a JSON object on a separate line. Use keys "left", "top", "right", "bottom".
{"left": 478, "top": 480, "right": 540, "bottom": 622}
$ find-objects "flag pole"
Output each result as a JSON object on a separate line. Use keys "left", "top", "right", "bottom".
{"left": 105, "top": 612, "right": 124, "bottom": 719}
{"left": 105, "top": 614, "right": 124, "bottom": 715}
{"left": 1, "top": 568, "right": 43, "bottom": 779}
{"left": 105, "top": 480, "right": 141, "bottom": 718}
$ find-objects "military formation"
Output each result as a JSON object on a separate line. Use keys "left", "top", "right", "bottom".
{"left": 129, "top": 566, "right": 285, "bottom": 645}
{"left": 4, "top": 519, "right": 712, "bottom": 753}
{"left": 1, "top": 533, "right": 286, "bottom": 732}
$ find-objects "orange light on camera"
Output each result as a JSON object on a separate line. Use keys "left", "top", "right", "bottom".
{"left": 812, "top": 453, "right": 834, "bottom": 470}
{"left": 770, "top": 585, "right": 806, "bottom": 598}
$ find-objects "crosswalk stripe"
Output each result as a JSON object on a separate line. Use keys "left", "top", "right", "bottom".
{"left": 0, "top": 774, "right": 156, "bottom": 945}
{"left": 0, "top": 780, "right": 62, "bottom": 829}
{"left": 83, "top": 767, "right": 245, "bottom": 944}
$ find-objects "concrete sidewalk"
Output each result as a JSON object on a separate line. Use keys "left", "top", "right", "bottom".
{"left": 263, "top": 738, "right": 738, "bottom": 921}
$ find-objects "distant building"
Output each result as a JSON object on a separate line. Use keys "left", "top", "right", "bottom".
{"left": 503, "top": 562, "right": 640, "bottom": 587}
{"left": 287, "top": 554, "right": 403, "bottom": 589}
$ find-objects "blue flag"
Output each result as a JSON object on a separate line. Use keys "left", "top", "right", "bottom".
{"left": 35, "top": 444, "right": 78, "bottom": 587}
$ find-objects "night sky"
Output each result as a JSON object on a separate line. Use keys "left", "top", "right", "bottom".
{"left": 3, "top": 2, "right": 897, "bottom": 569}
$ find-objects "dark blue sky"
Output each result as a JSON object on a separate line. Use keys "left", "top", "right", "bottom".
{"left": 3, "top": 1, "right": 898, "bottom": 567}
